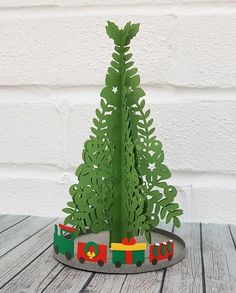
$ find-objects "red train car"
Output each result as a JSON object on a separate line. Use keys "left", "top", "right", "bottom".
{"left": 149, "top": 240, "right": 174, "bottom": 265}
{"left": 77, "top": 241, "right": 107, "bottom": 266}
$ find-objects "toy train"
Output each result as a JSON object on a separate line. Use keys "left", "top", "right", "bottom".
{"left": 53, "top": 224, "right": 174, "bottom": 267}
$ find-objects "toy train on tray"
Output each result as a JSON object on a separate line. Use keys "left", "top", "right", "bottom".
{"left": 53, "top": 224, "right": 174, "bottom": 267}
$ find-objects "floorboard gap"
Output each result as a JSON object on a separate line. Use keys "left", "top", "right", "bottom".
{"left": 0, "top": 215, "right": 30, "bottom": 235}
{"left": 41, "top": 265, "right": 66, "bottom": 292}
{"left": 0, "top": 243, "right": 53, "bottom": 289}
{"left": 159, "top": 224, "right": 175, "bottom": 293}
{"left": 228, "top": 225, "right": 236, "bottom": 251}
{"left": 0, "top": 218, "right": 57, "bottom": 259}
{"left": 118, "top": 274, "right": 127, "bottom": 293}
{"left": 159, "top": 268, "right": 167, "bottom": 293}
{"left": 79, "top": 272, "right": 95, "bottom": 293}
{"left": 37, "top": 262, "right": 61, "bottom": 291}
{"left": 200, "top": 223, "right": 206, "bottom": 293}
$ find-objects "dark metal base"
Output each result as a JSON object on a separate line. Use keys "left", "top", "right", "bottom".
{"left": 53, "top": 228, "right": 186, "bottom": 274}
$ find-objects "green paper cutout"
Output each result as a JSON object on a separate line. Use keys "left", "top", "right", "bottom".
{"left": 63, "top": 21, "right": 183, "bottom": 244}
{"left": 161, "top": 243, "right": 166, "bottom": 256}
{"left": 167, "top": 241, "right": 173, "bottom": 253}
{"left": 153, "top": 245, "right": 159, "bottom": 257}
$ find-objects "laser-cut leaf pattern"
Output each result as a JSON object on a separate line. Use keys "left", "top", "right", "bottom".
{"left": 63, "top": 21, "right": 183, "bottom": 243}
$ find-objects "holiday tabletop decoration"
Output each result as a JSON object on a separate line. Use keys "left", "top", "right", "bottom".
{"left": 53, "top": 21, "right": 185, "bottom": 273}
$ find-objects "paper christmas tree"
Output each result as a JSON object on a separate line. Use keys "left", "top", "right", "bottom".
{"left": 63, "top": 21, "right": 183, "bottom": 245}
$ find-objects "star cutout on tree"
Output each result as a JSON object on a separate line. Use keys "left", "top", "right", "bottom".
{"left": 148, "top": 162, "right": 156, "bottom": 171}
{"left": 112, "top": 86, "right": 118, "bottom": 93}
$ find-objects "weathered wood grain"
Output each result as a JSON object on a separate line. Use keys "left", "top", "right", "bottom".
{"left": 201, "top": 223, "right": 236, "bottom": 293}
{"left": 0, "top": 216, "right": 54, "bottom": 257}
{"left": 161, "top": 223, "right": 202, "bottom": 293}
{"left": 0, "top": 215, "right": 235, "bottom": 293}
{"left": 84, "top": 273, "right": 126, "bottom": 293}
{"left": 42, "top": 266, "right": 92, "bottom": 293}
{"left": 0, "top": 216, "right": 92, "bottom": 292}
{"left": 122, "top": 271, "right": 164, "bottom": 293}
{"left": 0, "top": 218, "right": 57, "bottom": 289}
{"left": 0, "top": 214, "right": 29, "bottom": 234}
{"left": 11, "top": 218, "right": 94, "bottom": 293}
{"left": 1, "top": 247, "right": 64, "bottom": 293}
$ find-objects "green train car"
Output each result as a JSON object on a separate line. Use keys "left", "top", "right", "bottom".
{"left": 53, "top": 224, "right": 75, "bottom": 260}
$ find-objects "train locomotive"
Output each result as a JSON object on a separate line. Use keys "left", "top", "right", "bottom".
{"left": 53, "top": 224, "right": 174, "bottom": 267}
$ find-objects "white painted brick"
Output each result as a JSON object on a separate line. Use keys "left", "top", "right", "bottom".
{"left": 153, "top": 101, "right": 236, "bottom": 173}
{"left": 68, "top": 100, "right": 97, "bottom": 169}
{"left": 177, "top": 184, "right": 236, "bottom": 225}
{"left": 0, "top": 100, "right": 65, "bottom": 166}
{"left": 0, "top": 12, "right": 235, "bottom": 87}
{"left": 0, "top": 175, "right": 70, "bottom": 217}
{"left": 170, "top": 14, "right": 236, "bottom": 88}
{"left": 69, "top": 93, "right": 236, "bottom": 174}
{"left": 0, "top": 15, "right": 171, "bottom": 86}
{"left": 175, "top": 185, "right": 193, "bottom": 223}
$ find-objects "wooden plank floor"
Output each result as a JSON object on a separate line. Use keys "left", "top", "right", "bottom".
{"left": 0, "top": 215, "right": 235, "bottom": 293}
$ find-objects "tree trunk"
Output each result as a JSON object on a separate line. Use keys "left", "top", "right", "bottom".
{"left": 110, "top": 40, "right": 127, "bottom": 245}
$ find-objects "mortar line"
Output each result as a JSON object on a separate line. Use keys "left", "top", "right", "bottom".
{"left": 0, "top": 3, "right": 236, "bottom": 17}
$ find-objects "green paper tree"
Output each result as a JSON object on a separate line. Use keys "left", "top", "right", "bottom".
{"left": 63, "top": 21, "right": 183, "bottom": 244}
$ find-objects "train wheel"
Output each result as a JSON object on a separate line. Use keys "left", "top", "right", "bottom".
{"left": 168, "top": 255, "right": 172, "bottom": 261}
{"left": 79, "top": 257, "right": 85, "bottom": 263}
{"left": 152, "top": 259, "right": 157, "bottom": 265}
{"left": 98, "top": 260, "right": 104, "bottom": 266}
{"left": 136, "top": 260, "right": 142, "bottom": 267}
{"left": 115, "top": 261, "right": 121, "bottom": 268}
{"left": 54, "top": 245, "right": 59, "bottom": 254}
{"left": 65, "top": 252, "right": 72, "bottom": 260}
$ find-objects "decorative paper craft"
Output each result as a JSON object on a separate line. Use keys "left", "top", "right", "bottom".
{"left": 111, "top": 237, "right": 146, "bottom": 267}
{"left": 53, "top": 224, "right": 175, "bottom": 268}
{"left": 149, "top": 240, "right": 174, "bottom": 265}
{"left": 62, "top": 21, "right": 183, "bottom": 247}
{"left": 53, "top": 21, "right": 185, "bottom": 273}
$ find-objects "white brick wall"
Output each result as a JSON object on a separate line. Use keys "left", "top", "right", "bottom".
{"left": 0, "top": 1, "right": 235, "bottom": 225}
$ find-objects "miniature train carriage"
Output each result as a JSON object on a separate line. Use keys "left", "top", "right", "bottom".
{"left": 149, "top": 240, "right": 174, "bottom": 265}
{"left": 53, "top": 224, "right": 75, "bottom": 260}
{"left": 111, "top": 237, "right": 147, "bottom": 268}
{"left": 53, "top": 224, "right": 175, "bottom": 268}
{"left": 77, "top": 241, "right": 107, "bottom": 266}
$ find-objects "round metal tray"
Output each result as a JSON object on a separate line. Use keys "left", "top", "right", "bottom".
{"left": 53, "top": 228, "right": 186, "bottom": 274}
